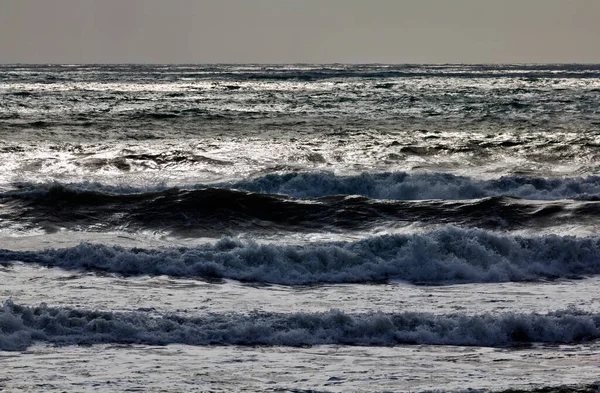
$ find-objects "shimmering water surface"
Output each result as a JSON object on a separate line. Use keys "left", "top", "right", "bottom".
{"left": 1, "top": 64, "right": 600, "bottom": 392}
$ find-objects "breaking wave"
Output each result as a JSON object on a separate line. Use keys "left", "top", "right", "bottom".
{"left": 223, "top": 172, "right": 600, "bottom": 200}
{"left": 1, "top": 301, "right": 599, "bottom": 351}
{"left": 2, "top": 227, "right": 600, "bottom": 285}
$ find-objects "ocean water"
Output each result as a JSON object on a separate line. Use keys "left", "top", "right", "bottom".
{"left": 1, "top": 64, "right": 600, "bottom": 392}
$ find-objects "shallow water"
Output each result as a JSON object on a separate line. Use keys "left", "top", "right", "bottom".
{"left": 2, "top": 344, "right": 599, "bottom": 392}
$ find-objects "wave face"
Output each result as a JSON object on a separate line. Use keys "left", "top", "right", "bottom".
{"left": 2, "top": 301, "right": 599, "bottom": 351}
{"left": 5, "top": 184, "right": 600, "bottom": 235}
{"left": 224, "top": 172, "right": 600, "bottom": 201}
{"left": 3, "top": 227, "right": 600, "bottom": 285}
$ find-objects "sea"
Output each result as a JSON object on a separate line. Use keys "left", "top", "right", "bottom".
{"left": 1, "top": 64, "right": 600, "bottom": 392}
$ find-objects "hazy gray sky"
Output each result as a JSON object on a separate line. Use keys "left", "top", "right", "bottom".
{"left": 1, "top": 0, "right": 599, "bottom": 64}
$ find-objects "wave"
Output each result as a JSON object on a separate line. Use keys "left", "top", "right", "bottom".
{"left": 19, "top": 172, "right": 596, "bottom": 201}
{"left": 1, "top": 301, "right": 599, "bottom": 351}
{"left": 493, "top": 385, "right": 600, "bottom": 393}
{"left": 222, "top": 172, "right": 600, "bottom": 200}
{"left": 11, "top": 171, "right": 600, "bottom": 200}
{"left": 5, "top": 184, "right": 600, "bottom": 234}
{"left": 13, "top": 172, "right": 600, "bottom": 201}
{"left": 2, "top": 227, "right": 600, "bottom": 285}
{"left": 4, "top": 185, "right": 362, "bottom": 236}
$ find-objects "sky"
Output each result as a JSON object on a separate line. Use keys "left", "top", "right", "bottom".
{"left": 1, "top": 0, "right": 599, "bottom": 64}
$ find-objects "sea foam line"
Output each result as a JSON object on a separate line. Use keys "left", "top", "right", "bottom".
{"left": 1, "top": 301, "right": 599, "bottom": 351}
{"left": 2, "top": 227, "right": 600, "bottom": 285}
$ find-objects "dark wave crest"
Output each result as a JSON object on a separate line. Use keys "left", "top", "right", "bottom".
{"left": 4, "top": 183, "right": 600, "bottom": 235}
{"left": 2, "top": 301, "right": 599, "bottom": 351}
{"left": 2, "top": 227, "right": 600, "bottom": 285}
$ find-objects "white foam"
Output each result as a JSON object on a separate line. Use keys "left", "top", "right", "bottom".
{"left": 2, "top": 227, "right": 600, "bottom": 285}
{"left": 2, "top": 300, "right": 599, "bottom": 351}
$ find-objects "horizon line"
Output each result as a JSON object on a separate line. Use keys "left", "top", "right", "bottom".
{"left": 2, "top": 62, "right": 600, "bottom": 66}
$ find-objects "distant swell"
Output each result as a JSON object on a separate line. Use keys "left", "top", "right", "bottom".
{"left": 5, "top": 184, "right": 600, "bottom": 234}
{"left": 1, "top": 301, "right": 599, "bottom": 351}
{"left": 2, "top": 227, "right": 600, "bottom": 284}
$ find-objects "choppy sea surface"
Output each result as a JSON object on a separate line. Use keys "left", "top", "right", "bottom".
{"left": 1, "top": 64, "right": 600, "bottom": 392}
